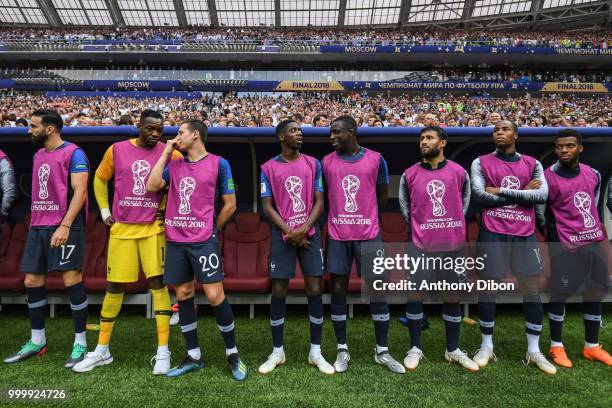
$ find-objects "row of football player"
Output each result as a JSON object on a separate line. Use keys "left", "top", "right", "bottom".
{"left": 1, "top": 109, "right": 610, "bottom": 379}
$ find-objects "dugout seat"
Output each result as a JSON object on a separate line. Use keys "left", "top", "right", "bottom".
{"left": 0, "top": 215, "right": 30, "bottom": 291}
{"left": 222, "top": 213, "right": 271, "bottom": 293}
{"left": 379, "top": 213, "right": 408, "bottom": 285}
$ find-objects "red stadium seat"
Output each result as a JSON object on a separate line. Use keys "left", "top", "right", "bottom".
{"left": 222, "top": 213, "right": 271, "bottom": 293}
{"left": 83, "top": 217, "right": 110, "bottom": 292}
{"left": 0, "top": 220, "right": 27, "bottom": 291}
{"left": 0, "top": 222, "right": 11, "bottom": 257}
{"left": 379, "top": 213, "right": 408, "bottom": 242}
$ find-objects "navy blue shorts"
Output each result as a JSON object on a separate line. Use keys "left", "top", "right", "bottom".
{"left": 164, "top": 235, "right": 223, "bottom": 285}
{"left": 269, "top": 226, "right": 324, "bottom": 279}
{"left": 476, "top": 227, "right": 542, "bottom": 279}
{"left": 21, "top": 227, "right": 85, "bottom": 274}
{"left": 549, "top": 242, "right": 609, "bottom": 300}
{"left": 406, "top": 245, "right": 467, "bottom": 286}
{"left": 326, "top": 233, "right": 385, "bottom": 278}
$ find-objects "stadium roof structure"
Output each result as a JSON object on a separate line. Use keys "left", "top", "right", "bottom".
{"left": 0, "top": 0, "right": 609, "bottom": 29}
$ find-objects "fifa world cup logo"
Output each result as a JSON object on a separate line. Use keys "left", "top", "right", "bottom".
{"left": 131, "top": 160, "right": 151, "bottom": 196}
{"left": 341, "top": 175, "right": 360, "bottom": 213}
{"left": 178, "top": 177, "right": 196, "bottom": 215}
{"left": 426, "top": 179, "right": 447, "bottom": 216}
{"left": 573, "top": 191, "right": 595, "bottom": 228}
{"left": 284, "top": 176, "right": 305, "bottom": 213}
{"left": 501, "top": 175, "right": 521, "bottom": 209}
{"left": 38, "top": 164, "right": 50, "bottom": 200}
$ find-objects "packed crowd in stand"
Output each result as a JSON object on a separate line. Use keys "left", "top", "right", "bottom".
{"left": 0, "top": 92, "right": 610, "bottom": 128}
{"left": 1, "top": 27, "right": 609, "bottom": 48}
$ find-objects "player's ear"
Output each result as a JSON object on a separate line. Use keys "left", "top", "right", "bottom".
{"left": 578, "top": 144, "right": 584, "bottom": 153}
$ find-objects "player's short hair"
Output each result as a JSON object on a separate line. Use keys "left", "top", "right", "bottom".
{"left": 555, "top": 128, "right": 582, "bottom": 144}
{"left": 331, "top": 115, "right": 357, "bottom": 132}
{"left": 182, "top": 118, "right": 208, "bottom": 143}
{"left": 276, "top": 119, "right": 298, "bottom": 138}
{"left": 420, "top": 126, "right": 447, "bottom": 141}
{"left": 140, "top": 109, "right": 164, "bottom": 124}
{"left": 496, "top": 120, "right": 518, "bottom": 133}
{"left": 32, "top": 109, "right": 63, "bottom": 131}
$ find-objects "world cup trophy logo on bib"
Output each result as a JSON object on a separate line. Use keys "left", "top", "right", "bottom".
{"left": 38, "top": 163, "right": 50, "bottom": 199}
{"left": 341, "top": 175, "right": 360, "bottom": 213}
{"left": 426, "top": 179, "right": 447, "bottom": 216}
{"left": 284, "top": 176, "right": 305, "bottom": 212}
{"left": 501, "top": 175, "right": 521, "bottom": 208}
{"left": 131, "top": 160, "right": 151, "bottom": 196}
{"left": 573, "top": 191, "right": 595, "bottom": 228}
{"left": 178, "top": 176, "right": 196, "bottom": 215}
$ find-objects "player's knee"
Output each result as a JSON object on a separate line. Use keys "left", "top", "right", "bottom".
{"left": 519, "top": 277, "right": 540, "bottom": 297}
{"left": 61, "top": 270, "right": 82, "bottom": 287}
{"left": 175, "top": 284, "right": 195, "bottom": 301}
{"left": 206, "top": 290, "right": 225, "bottom": 306}
{"left": 331, "top": 276, "right": 348, "bottom": 295}
{"left": 147, "top": 275, "right": 164, "bottom": 290}
{"left": 24, "top": 273, "right": 44, "bottom": 288}
{"left": 271, "top": 279, "right": 289, "bottom": 298}
{"left": 305, "top": 281, "right": 321, "bottom": 297}
{"left": 107, "top": 282, "right": 126, "bottom": 294}
{"left": 407, "top": 292, "right": 424, "bottom": 302}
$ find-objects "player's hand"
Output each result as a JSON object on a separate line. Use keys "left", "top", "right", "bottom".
{"left": 485, "top": 186, "right": 500, "bottom": 195}
{"left": 50, "top": 225, "right": 70, "bottom": 248}
{"left": 164, "top": 137, "right": 180, "bottom": 155}
{"left": 525, "top": 179, "right": 542, "bottom": 190}
{"left": 103, "top": 214, "right": 115, "bottom": 226}
{"left": 286, "top": 226, "right": 308, "bottom": 246}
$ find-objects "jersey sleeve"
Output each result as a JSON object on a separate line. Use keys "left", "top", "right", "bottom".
{"left": 260, "top": 168, "right": 272, "bottom": 198}
{"left": 314, "top": 159, "right": 324, "bottom": 193}
{"left": 70, "top": 148, "right": 89, "bottom": 173}
{"left": 377, "top": 156, "right": 390, "bottom": 185}
{"left": 218, "top": 158, "right": 235, "bottom": 195}
{"left": 95, "top": 145, "right": 114, "bottom": 180}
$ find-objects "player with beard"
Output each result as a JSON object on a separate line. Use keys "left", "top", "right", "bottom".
{"left": 73, "top": 110, "right": 181, "bottom": 374}
{"left": 537, "top": 129, "right": 611, "bottom": 367}
{"left": 470, "top": 120, "right": 556, "bottom": 374}
{"left": 323, "top": 116, "right": 405, "bottom": 374}
{"left": 399, "top": 126, "right": 478, "bottom": 371}
{"left": 147, "top": 119, "right": 247, "bottom": 380}
{"left": 4, "top": 109, "right": 90, "bottom": 368}
{"left": 258, "top": 120, "right": 333, "bottom": 375}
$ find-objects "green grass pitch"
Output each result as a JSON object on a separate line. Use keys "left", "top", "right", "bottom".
{"left": 0, "top": 304, "right": 611, "bottom": 407}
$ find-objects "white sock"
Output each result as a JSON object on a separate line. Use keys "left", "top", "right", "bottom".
{"left": 337, "top": 343, "right": 348, "bottom": 351}
{"left": 31, "top": 329, "right": 46, "bottom": 346}
{"left": 310, "top": 344, "right": 321, "bottom": 355}
{"left": 585, "top": 342, "right": 599, "bottom": 349}
{"left": 74, "top": 331, "right": 87, "bottom": 347}
{"left": 273, "top": 346, "right": 284, "bottom": 355}
{"left": 94, "top": 344, "right": 109, "bottom": 356}
{"left": 550, "top": 341, "right": 563, "bottom": 348}
{"left": 527, "top": 334, "right": 540, "bottom": 354}
{"left": 376, "top": 345, "right": 388, "bottom": 354}
{"left": 225, "top": 347, "right": 238, "bottom": 356}
{"left": 157, "top": 345, "right": 169, "bottom": 355}
{"left": 188, "top": 347, "right": 201, "bottom": 360}
{"left": 481, "top": 334, "right": 493, "bottom": 349}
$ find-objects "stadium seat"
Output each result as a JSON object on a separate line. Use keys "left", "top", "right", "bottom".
{"left": 379, "top": 212, "right": 408, "bottom": 242}
{"left": 0, "top": 217, "right": 29, "bottom": 292}
{"left": 83, "top": 217, "right": 109, "bottom": 293}
{"left": 222, "top": 213, "right": 271, "bottom": 293}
